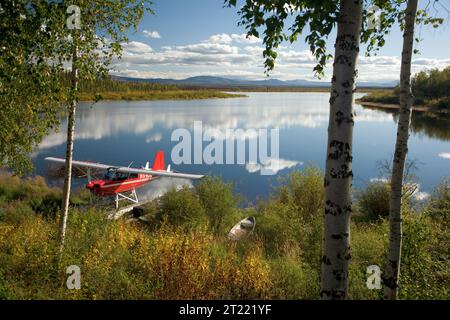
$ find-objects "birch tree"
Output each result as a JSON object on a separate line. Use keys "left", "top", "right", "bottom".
{"left": 55, "top": 0, "right": 154, "bottom": 254}
{"left": 384, "top": 0, "right": 444, "bottom": 299}
{"left": 225, "top": 0, "right": 401, "bottom": 299}
{"left": 320, "top": 0, "right": 363, "bottom": 299}
{"left": 383, "top": 0, "right": 418, "bottom": 300}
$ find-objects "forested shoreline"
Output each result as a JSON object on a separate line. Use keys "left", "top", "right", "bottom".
{"left": 358, "top": 67, "right": 450, "bottom": 113}
{"left": 72, "top": 76, "right": 247, "bottom": 101}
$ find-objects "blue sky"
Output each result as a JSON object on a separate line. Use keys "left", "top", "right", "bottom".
{"left": 112, "top": 0, "right": 450, "bottom": 82}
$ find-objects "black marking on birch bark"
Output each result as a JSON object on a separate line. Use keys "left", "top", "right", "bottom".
{"left": 330, "top": 165, "right": 353, "bottom": 179}
{"left": 335, "top": 54, "right": 352, "bottom": 66}
{"left": 328, "top": 140, "right": 352, "bottom": 161}
{"left": 324, "top": 177, "right": 330, "bottom": 187}
{"left": 388, "top": 259, "right": 399, "bottom": 270}
{"left": 336, "top": 34, "right": 358, "bottom": 52}
{"left": 342, "top": 80, "right": 352, "bottom": 88}
{"left": 322, "top": 255, "right": 332, "bottom": 265}
{"left": 337, "top": 250, "right": 351, "bottom": 261}
{"left": 329, "top": 90, "right": 339, "bottom": 105}
{"left": 335, "top": 111, "right": 354, "bottom": 126}
{"left": 321, "top": 289, "right": 346, "bottom": 299}
{"left": 333, "top": 269, "right": 345, "bottom": 281}
{"left": 344, "top": 246, "right": 351, "bottom": 260}
{"left": 332, "top": 290, "right": 346, "bottom": 299}
{"left": 382, "top": 275, "right": 398, "bottom": 290}
{"left": 331, "top": 232, "right": 349, "bottom": 240}
{"left": 325, "top": 200, "right": 352, "bottom": 216}
{"left": 335, "top": 111, "right": 344, "bottom": 125}
{"left": 320, "top": 290, "right": 331, "bottom": 298}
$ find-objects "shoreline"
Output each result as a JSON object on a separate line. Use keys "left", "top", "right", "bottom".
{"left": 79, "top": 90, "right": 247, "bottom": 102}
{"left": 356, "top": 100, "right": 450, "bottom": 114}
{"left": 78, "top": 88, "right": 386, "bottom": 102}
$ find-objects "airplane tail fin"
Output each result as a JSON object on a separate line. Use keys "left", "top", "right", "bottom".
{"left": 152, "top": 150, "right": 165, "bottom": 171}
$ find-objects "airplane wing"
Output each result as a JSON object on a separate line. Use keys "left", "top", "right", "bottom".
{"left": 45, "top": 157, "right": 112, "bottom": 170}
{"left": 45, "top": 157, "right": 204, "bottom": 180}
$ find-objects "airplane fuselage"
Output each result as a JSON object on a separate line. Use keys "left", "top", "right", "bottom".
{"left": 86, "top": 173, "right": 157, "bottom": 196}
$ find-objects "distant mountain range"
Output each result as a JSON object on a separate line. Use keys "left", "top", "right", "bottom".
{"left": 111, "top": 75, "right": 398, "bottom": 88}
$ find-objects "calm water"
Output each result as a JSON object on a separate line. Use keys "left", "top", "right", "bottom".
{"left": 33, "top": 92, "right": 450, "bottom": 202}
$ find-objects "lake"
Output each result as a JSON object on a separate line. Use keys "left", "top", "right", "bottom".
{"left": 32, "top": 92, "right": 450, "bottom": 202}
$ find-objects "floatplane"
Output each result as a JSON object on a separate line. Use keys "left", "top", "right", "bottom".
{"left": 45, "top": 151, "right": 204, "bottom": 209}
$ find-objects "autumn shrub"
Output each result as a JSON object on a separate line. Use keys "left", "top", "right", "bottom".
{"left": 0, "top": 268, "right": 11, "bottom": 299}
{"left": 255, "top": 199, "right": 302, "bottom": 256}
{"left": 356, "top": 181, "right": 391, "bottom": 219}
{"left": 276, "top": 166, "right": 324, "bottom": 219}
{"left": 158, "top": 186, "right": 208, "bottom": 229}
{"left": 269, "top": 247, "right": 319, "bottom": 299}
{"left": 426, "top": 179, "right": 450, "bottom": 225}
{"left": 398, "top": 213, "right": 449, "bottom": 299}
{"left": 0, "top": 214, "right": 59, "bottom": 299}
{"left": 141, "top": 227, "right": 272, "bottom": 299}
{"left": 196, "top": 176, "right": 241, "bottom": 234}
{"left": 254, "top": 168, "right": 324, "bottom": 257}
{"left": 76, "top": 218, "right": 152, "bottom": 299}
{"left": 348, "top": 219, "right": 388, "bottom": 300}
{"left": 0, "top": 172, "right": 447, "bottom": 300}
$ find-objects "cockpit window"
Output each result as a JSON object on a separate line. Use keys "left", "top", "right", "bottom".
{"left": 105, "top": 169, "right": 133, "bottom": 181}
{"left": 115, "top": 172, "right": 129, "bottom": 181}
{"left": 105, "top": 168, "right": 117, "bottom": 180}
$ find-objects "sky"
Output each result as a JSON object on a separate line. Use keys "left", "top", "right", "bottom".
{"left": 111, "top": 0, "right": 450, "bottom": 83}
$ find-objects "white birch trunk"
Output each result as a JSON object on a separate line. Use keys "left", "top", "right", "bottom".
{"left": 59, "top": 46, "right": 79, "bottom": 255}
{"left": 320, "top": 0, "right": 363, "bottom": 300}
{"left": 384, "top": 0, "right": 418, "bottom": 300}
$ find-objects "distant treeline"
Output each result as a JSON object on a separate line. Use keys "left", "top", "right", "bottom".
{"left": 360, "top": 67, "right": 450, "bottom": 110}
{"left": 58, "top": 73, "right": 245, "bottom": 101}
{"left": 60, "top": 73, "right": 180, "bottom": 93}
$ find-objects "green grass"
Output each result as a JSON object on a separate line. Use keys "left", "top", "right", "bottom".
{"left": 359, "top": 89, "right": 399, "bottom": 104}
{"left": 359, "top": 89, "right": 450, "bottom": 110}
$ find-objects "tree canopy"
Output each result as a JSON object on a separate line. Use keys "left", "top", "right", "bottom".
{"left": 0, "top": 0, "right": 153, "bottom": 174}
{"left": 224, "top": 0, "right": 443, "bottom": 77}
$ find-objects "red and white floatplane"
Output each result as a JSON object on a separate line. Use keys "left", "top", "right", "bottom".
{"left": 45, "top": 151, "right": 204, "bottom": 208}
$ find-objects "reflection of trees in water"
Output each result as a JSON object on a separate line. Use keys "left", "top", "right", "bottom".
{"left": 410, "top": 113, "right": 450, "bottom": 141}
{"left": 379, "top": 109, "right": 450, "bottom": 141}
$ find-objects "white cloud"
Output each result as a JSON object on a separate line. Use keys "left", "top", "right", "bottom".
{"left": 171, "top": 43, "right": 239, "bottom": 55}
{"left": 146, "top": 133, "right": 163, "bottom": 143}
{"left": 123, "top": 41, "right": 153, "bottom": 54}
{"left": 143, "top": 30, "right": 161, "bottom": 39}
{"left": 370, "top": 177, "right": 389, "bottom": 183}
{"left": 110, "top": 33, "right": 450, "bottom": 82}
{"left": 208, "top": 33, "right": 233, "bottom": 44}
{"left": 207, "top": 33, "right": 261, "bottom": 45}
{"left": 413, "top": 191, "right": 430, "bottom": 201}
{"left": 246, "top": 159, "right": 302, "bottom": 175}
{"left": 438, "top": 152, "right": 450, "bottom": 159}
{"left": 231, "top": 33, "right": 262, "bottom": 44}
